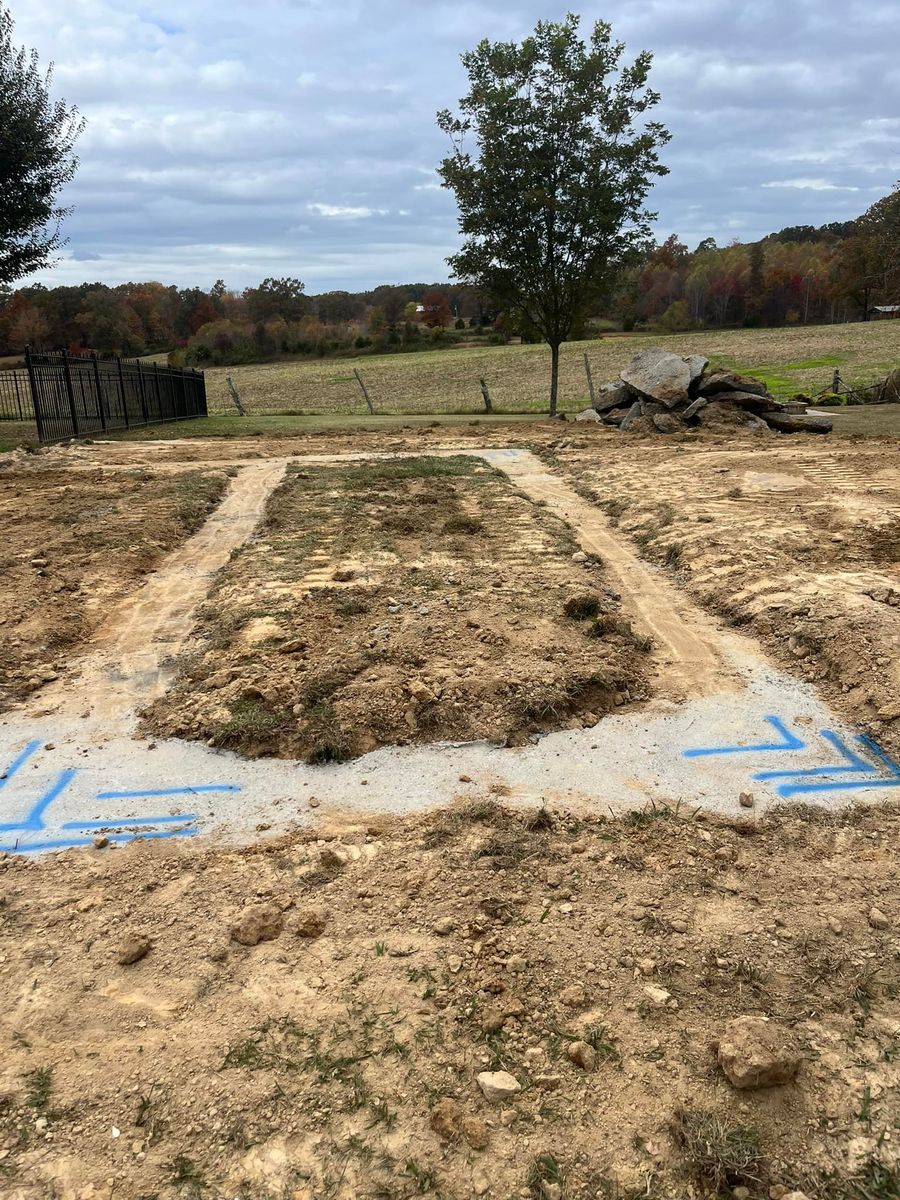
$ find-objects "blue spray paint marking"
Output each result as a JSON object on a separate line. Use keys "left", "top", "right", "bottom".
{"left": 752, "top": 730, "right": 871, "bottom": 781}
{"left": 62, "top": 815, "right": 198, "bottom": 830}
{"left": 0, "top": 769, "right": 78, "bottom": 832}
{"left": 682, "top": 716, "right": 806, "bottom": 759}
{"left": 0, "top": 826, "right": 199, "bottom": 854}
{"left": 96, "top": 785, "right": 241, "bottom": 799}
{"left": 0, "top": 741, "right": 42, "bottom": 789}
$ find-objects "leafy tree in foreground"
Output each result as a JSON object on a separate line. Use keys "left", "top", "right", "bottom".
{"left": 0, "top": 5, "right": 84, "bottom": 286}
{"left": 437, "top": 13, "right": 669, "bottom": 414}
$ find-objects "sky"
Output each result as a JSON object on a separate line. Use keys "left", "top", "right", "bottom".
{"left": 12, "top": 0, "right": 900, "bottom": 293}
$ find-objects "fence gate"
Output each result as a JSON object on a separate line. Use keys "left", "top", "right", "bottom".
{"left": 25, "top": 349, "right": 208, "bottom": 444}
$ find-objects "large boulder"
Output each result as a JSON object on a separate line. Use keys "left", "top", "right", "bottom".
{"left": 685, "top": 355, "right": 709, "bottom": 387}
{"left": 714, "top": 390, "right": 780, "bottom": 415}
{"left": 620, "top": 349, "right": 692, "bottom": 409}
{"left": 698, "top": 370, "right": 768, "bottom": 398}
{"left": 575, "top": 407, "right": 602, "bottom": 423}
{"left": 764, "top": 411, "right": 832, "bottom": 434}
{"left": 619, "top": 400, "right": 644, "bottom": 431}
{"left": 594, "top": 382, "right": 634, "bottom": 413}
{"left": 717, "top": 1016, "right": 803, "bottom": 1089}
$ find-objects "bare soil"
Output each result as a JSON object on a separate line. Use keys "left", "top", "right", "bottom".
{"left": 141, "top": 455, "right": 651, "bottom": 761}
{"left": 548, "top": 432, "right": 900, "bottom": 760}
{"left": 0, "top": 461, "right": 228, "bottom": 712}
{"left": 0, "top": 801, "right": 898, "bottom": 1199}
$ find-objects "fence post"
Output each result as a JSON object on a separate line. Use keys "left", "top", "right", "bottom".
{"left": 24, "top": 347, "right": 45, "bottom": 442}
{"left": 153, "top": 363, "right": 165, "bottom": 418}
{"left": 583, "top": 353, "right": 596, "bottom": 407}
{"left": 90, "top": 352, "right": 108, "bottom": 432}
{"left": 178, "top": 368, "right": 188, "bottom": 420}
{"left": 479, "top": 377, "right": 493, "bottom": 413}
{"left": 135, "top": 360, "right": 150, "bottom": 424}
{"left": 60, "top": 351, "right": 81, "bottom": 439}
{"left": 12, "top": 369, "right": 24, "bottom": 420}
{"left": 197, "top": 370, "right": 208, "bottom": 417}
{"left": 117, "top": 356, "right": 130, "bottom": 428}
{"left": 353, "top": 368, "right": 375, "bottom": 414}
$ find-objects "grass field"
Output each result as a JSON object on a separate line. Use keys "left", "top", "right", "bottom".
{"left": 206, "top": 321, "right": 900, "bottom": 416}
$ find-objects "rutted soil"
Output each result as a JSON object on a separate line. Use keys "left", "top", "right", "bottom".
{"left": 0, "top": 464, "right": 228, "bottom": 712}
{"left": 141, "top": 455, "right": 652, "bottom": 761}
{"left": 0, "top": 801, "right": 898, "bottom": 1199}
{"left": 553, "top": 435, "right": 900, "bottom": 759}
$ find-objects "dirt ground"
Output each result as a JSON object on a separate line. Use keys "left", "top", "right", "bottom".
{"left": 0, "top": 461, "right": 227, "bottom": 712}
{"left": 0, "top": 801, "right": 898, "bottom": 1200}
{"left": 546, "top": 430, "right": 900, "bottom": 760}
{"left": 140, "top": 454, "right": 651, "bottom": 762}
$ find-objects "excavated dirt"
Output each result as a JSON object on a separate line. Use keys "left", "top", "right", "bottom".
{"left": 0, "top": 463, "right": 227, "bottom": 713}
{"left": 0, "top": 801, "right": 898, "bottom": 1199}
{"left": 141, "top": 455, "right": 652, "bottom": 762}
{"left": 551, "top": 434, "right": 900, "bottom": 761}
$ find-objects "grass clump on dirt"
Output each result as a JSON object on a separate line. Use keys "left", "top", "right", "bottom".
{"left": 671, "top": 1109, "right": 764, "bottom": 1194}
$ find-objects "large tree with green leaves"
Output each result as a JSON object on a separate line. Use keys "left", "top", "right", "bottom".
{"left": 437, "top": 13, "right": 669, "bottom": 414}
{"left": 0, "top": 5, "right": 84, "bottom": 287}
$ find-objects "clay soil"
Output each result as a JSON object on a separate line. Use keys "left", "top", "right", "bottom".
{"left": 546, "top": 430, "right": 900, "bottom": 760}
{"left": 0, "top": 461, "right": 228, "bottom": 712}
{"left": 0, "top": 800, "right": 898, "bottom": 1199}
{"left": 141, "top": 454, "right": 651, "bottom": 762}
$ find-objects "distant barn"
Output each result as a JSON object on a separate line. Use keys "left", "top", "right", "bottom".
{"left": 869, "top": 304, "right": 900, "bottom": 319}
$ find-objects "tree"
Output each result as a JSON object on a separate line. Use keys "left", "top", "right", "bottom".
{"left": 244, "top": 277, "right": 308, "bottom": 323}
{"left": 420, "top": 289, "right": 452, "bottom": 328}
{"left": 0, "top": 5, "right": 84, "bottom": 285}
{"left": 437, "top": 13, "right": 669, "bottom": 414}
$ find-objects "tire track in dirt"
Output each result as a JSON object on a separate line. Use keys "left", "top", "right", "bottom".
{"left": 479, "top": 449, "right": 732, "bottom": 698}
{"left": 40, "top": 458, "right": 290, "bottom": 724}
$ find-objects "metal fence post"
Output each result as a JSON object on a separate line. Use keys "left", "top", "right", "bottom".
{"left": 153, "top": 363, "right": 164, "bottom": 418}
{"left": 197, "top": 369, "right": 208, "bottom": 416}
{"left": 60, "top": 351, "right": 80, "bottom": 439}
{"left": 90, "top": 352, "right": 108, "bottom": 432}
{"left": 116, "top": 356, "right": 130, "bottom": 428}
{"left": 135, "top": 360, "right": 149, "bottom": 424}
{"left": 24, "top": 347, "right": 45, "bottom": 442}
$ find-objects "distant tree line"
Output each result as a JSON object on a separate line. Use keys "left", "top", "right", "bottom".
{"left": 1, "top": 185, "right": 896, "bottom": 362}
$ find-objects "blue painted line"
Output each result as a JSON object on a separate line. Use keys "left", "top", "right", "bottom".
{"left": 775, "top": 776, "right": 900, "bottom": 799}
{"left": 855, "top": 734, "right": 900, "bottom": 776}
{"left": 753, "top": 730, "right": 871, "bottom": 781}
{"left": 682, "top": 715, "right": 806, "bottom": 759}
{"left": 0, "top": 741, "right": 42, "bottom": 789}
{"left": 62, "top": 815, "right": 198, "bottom": 830}
{"left": 0, "top": 826, "right": 198, "bottom": 855}
{"left": 96, "top": 785, "right": 240, "bottom": 799}
{"left": 0, "top": 769, "right": 77, "bottom": 833}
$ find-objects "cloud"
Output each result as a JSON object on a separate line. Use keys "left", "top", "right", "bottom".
{"left": 10, "top": 0, "right": 900, "bottom": 289}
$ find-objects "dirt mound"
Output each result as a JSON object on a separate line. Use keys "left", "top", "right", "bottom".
{"left": 141, "top": 456, "right": 651, "bottom": 761}
{"left": 0, "top": 801, "right": 897, "bottom": 1198}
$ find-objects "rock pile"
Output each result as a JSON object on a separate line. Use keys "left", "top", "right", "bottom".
{"left": 577, "top": 347, "right": 832, "bottom": 435}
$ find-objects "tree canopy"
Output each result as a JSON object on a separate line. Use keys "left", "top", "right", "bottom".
{"left": 0, "top": 4, "right": 84, "bottom": 286}
{"left": 437, "top": 12, "right": 670, "bottom": 413}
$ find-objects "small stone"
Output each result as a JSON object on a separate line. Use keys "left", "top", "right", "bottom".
{"left": 826, "top": 915, "right": 842, "bottom": 935}
{"left": 477, "top": 1071, "right": 521, "bottom": 1102}
{"left": 320, "top": 844, "right": 350, "bottom": 870}
{"left": 739, "top": 792, "right": 754, "bottom": 808}
{"left": 643, "top": 985, "right": 672, "bottom": 1008}
{"left": 408, "top": 679, "right": 436, "bottom": 704}
{"left": 433, "top": 916, "right": 456, "bottom": 936}
{"left": 230, "top": 903, "right": 284, "bottom": 946}
{"left": 558, "top": 983, "right": 586, "bottom": 1008}
{"left": 868, "top": 907, "right": 890, "bottom": 930}
{"left": 782, "top": 1193, "right": 812, "bottom": 1200}
{"left": 459, "top": 775, "right": 473, "bottom": 784}
{"left": 294, "top": 908, "right": 328, "bottom": 938}
{"left": 308, "top": 797, "right": 320, "bottom": 808}
{"left": 429, "top": 1097, "right": 489, "bottom": 1150}
{"left": 572, "top": 551, "right": 588, "bottom": 563}
{"left": 717, "top": 1016, "right": 803, "bottom": 1089}
{"left": 732, "top": 1189, "right": 751, "bottom": 1200}
{"left": 473, "top": 1171, "right": 490, "bottom": 1196}
{"left": 638, "top": 958, "right": 656, "bottom": 977}
{"left": 566, "top": 1040, "right": 596, "bottom": 1071}
{"left": 117, "top": 935, "right": 150, "bottom": 966}
{"left": 93, "top": 836, "right": 109, "bottom": 850}
{"left": 670, "top": 919, "right": 688, "bottom": 934}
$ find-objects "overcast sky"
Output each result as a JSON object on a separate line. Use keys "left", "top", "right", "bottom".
{"left": 12, "top": 0, "right": 900, "bottom": 293}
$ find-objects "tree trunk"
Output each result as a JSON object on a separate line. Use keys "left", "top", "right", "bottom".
{"left": 549, "top": 342, "right": 560, "bottom": 417}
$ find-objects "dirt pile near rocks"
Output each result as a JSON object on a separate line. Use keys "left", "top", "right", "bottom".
{"left": 0, "top": 800, "right": 897, "bottom": 1199}
{"left": 577, "top": 348, "right": 832, "bottom": 436}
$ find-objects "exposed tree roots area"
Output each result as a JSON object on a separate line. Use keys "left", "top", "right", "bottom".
{"left": 548, "top": 434, "right": 900, "bottom": 760}
{"left": 1, "top": 801, "right": 898, "bottom": 1198}
{"left": 0, "top": 464, "right": 228, "bottom": 712}
{"left": 141, "top": 455, "right": 651, "bottom": 762}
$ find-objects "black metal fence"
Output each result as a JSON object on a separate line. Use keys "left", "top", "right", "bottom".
{"left": 24, "top": 350, "right": 207, "bottom": 443}
{"left": 0, "top": 369, "right": 34, "bottom": 421}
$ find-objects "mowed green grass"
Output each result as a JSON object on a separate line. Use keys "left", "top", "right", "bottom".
{"left": 206, "top": 321, "right": 900, "bottom": 415}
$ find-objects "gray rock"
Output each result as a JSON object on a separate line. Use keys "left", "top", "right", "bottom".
{"left": 653, "top": 413, "right": 682, "bottom": 434}
{"left": 717, "top": 1016, "right": 802, "bottom": 1088}
{"left": 620, "top": 349, "right": 692, "bottom": 409}
{"left": 706, "top": 389, "right": 778, "bottom": 414}
{"left": 698, "top": 370, "right": 768, "bottom": 398}
{"left": 685, "top": 355, "right": 709, "bottom": 385}
{"left": 594, "top": 382, "right": 634, "bottom": 413}
{"left": 764, "top": 412, "right": 833, "bottom": 434}
{"left": 683, "top": 397, "right": 709, "bottom": 421}
{"left": 477, "top": 1070, "right": 521, "bottom": 1102}
{"left": 603, "top": 410, "right": 626, "bottom": 426}
{"left": 639, "top": 399, "right": 665, "bottom": 417}
{"left": 575, "top": 407, "right": 602, "bottom": 423}
{"left": 619, "top": 401, "right": 644, "bottom": 432}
